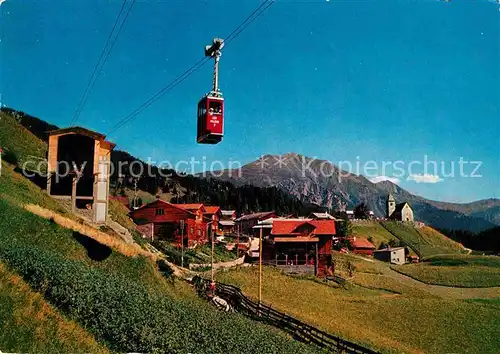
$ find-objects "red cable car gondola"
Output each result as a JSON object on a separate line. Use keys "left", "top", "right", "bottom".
{"left": 197, "top": 94, "right": 224, "bottom": 144}
{"left": 197, "top": 38, "right": 224, "bottom": 144}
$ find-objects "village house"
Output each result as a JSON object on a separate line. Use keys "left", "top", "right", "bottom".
{"left": 373, "top": 247, "right": 406, "bottom": 265}
{"left": 130, "top": 200, "right": 210, "bottom": 247}
{"left": 219, "top": 210, "right": 236, "bottom": 233}
{"left": 203, "top": 206, "right": 222, "bottom": 233}
{"left": 387, "top": 194, "right": 414, "bottom": 222}
{"left": 235, "top": 211, "right": 276, "bottom": 235}
{"left": 350, "top": 237, "right": 376, "bottom": 256}
{"left": 260, "top": 219, "right": 335, "bottom": 277}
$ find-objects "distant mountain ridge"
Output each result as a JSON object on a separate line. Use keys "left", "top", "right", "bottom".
{"left": 209, "top": 153, "right": 499, "bottom": 233}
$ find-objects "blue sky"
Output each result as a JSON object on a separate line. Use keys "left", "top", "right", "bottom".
{"left": 1, "top": 0, "right": 498, "bottom": 203}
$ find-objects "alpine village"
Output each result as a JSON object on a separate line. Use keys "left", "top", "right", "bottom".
{"left": 1, "top": 1, "right": 499, "bottom": 354}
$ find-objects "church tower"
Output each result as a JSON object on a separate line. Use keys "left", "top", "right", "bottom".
{"left": 387, "top": 193, "right": 396, "bottom": 218}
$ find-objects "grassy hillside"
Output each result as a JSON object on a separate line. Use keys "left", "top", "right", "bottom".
{"left": 0, "top": 162, "right": 319, "bottom": 353}
{"left": 217, "top": 266, "right": 500, "bottom": 354}
{"left": 393, "top": 255, "right": 500, "bottom": 288}
{"left": 0, "top": 161, "right": 66, "bottom": 213}
{"left": 380, "top": 221, "right": 464, "bottom": 258}
{"left": 0, "top": 263, "right": 108, "bottom": 353}
{"left": 0, "top": 111, "right": 47, "bottom": 165}
{"left": 351, "top": 221, "right": 398, "bottom": 248}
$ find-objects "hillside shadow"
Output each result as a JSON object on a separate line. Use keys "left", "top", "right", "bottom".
{"left": 73, "top": 232, "right": 112, "bottom": 261}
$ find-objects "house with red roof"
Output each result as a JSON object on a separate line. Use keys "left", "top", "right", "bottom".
{"left": 130, "top": 200, "right": 209, "bottom": 247}
{"left": 172, "top": 203, "right": 206, "bottom": 218}
{"left": 203, "top": 206, "right": 222, "bottom": 233}
{"left": 219, "top": 210, "right": 237, "bottom": 233}
{"left": 263, "top": 219, "right": 336, "bottom": 277}
{"left": 350, "top": 237, "right": 376, "bottom": 256}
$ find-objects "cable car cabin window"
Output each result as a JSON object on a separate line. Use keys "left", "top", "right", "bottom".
{"left": 208, "top": 101, "right": 222, "bottom": 115}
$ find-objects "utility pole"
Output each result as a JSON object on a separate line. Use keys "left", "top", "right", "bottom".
{"left": 258, "top": 225, "right": 263, "bottom": 314}
{"left": 133, "top": 177, "right": 138, "bottom": 209}
{"left": 180, "top": 220, "right": 185, "bottom": 268}
{"left": 236, "top": 223, "right": 240, "bottom": 258}
{"left": 210, "top": 214, "right": 217, "bottom": 297}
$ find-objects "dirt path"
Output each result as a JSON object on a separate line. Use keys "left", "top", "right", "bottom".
{"left": 383, "top": 267, "right": 500, "bottom": 299}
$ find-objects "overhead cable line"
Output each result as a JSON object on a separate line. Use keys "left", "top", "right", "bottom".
{"left": 106, "top": 0, "right": 276, "bottom": 136}
{"left": 70, "top": 0, "right": 136, "bottom": 126}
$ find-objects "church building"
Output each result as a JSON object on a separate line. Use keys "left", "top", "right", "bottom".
{"left": 387, "top": 194, "right": 414, "bottom": 222}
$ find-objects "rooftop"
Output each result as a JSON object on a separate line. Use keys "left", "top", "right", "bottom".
{"left": 374, "top": 247, "right": 405, "bottom": 252}
{"left": 172, "top": 203, "right": 205, "bottom": 211}
{"left": 310, "top": 212, "right": 337, "bottom": 220}
{"left": 235, "top": 211, "right": 275, "bottom": 222}
{"left": 272, "top": 219, "right": 335, "bottom": 235}
{"left": 204, "top": 206, "right": 221, "bottom": 215}
{"left": 48, "top": 126, "right": 116, "bottom": 149}
{"left": 351, "top": 237, "right": 376, "bottom": 249}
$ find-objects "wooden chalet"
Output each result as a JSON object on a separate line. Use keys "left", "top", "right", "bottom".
{"left": 262, "top": 219, "right": 335, "bottom": 277}
{"left": 203, "top": 206, "right": 222, "bottom": 233}
{"left": 172, "top": 203, "right": 206, "bottom": 217}
{"left": 220, "top": 210, "right": 236, "bottom": 233}
{"left": 130, "top": 200, "right": 209, "bottom": 247}
{"left": 235, "top": 211, "right": 276, "bottom": 235}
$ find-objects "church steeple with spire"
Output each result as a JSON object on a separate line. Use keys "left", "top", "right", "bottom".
{"left": 387, "top": 193, "right": 396, "bottom": 218}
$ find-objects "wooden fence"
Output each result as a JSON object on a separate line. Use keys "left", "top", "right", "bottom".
{"left": 193, "top": 276, "right": 379, "bottom": 354}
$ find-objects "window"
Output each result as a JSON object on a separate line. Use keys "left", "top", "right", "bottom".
{"left": 209, "top": 101, "right": 222, "bottom": 115}
{"left": 197, "top": 229, "right": 201, "bottom": 236}
{"left": 190, "top": 227, "right": 194, "bottom": 235}
{"left": 155, "top": 208, "right": 164, "bottom": 216}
